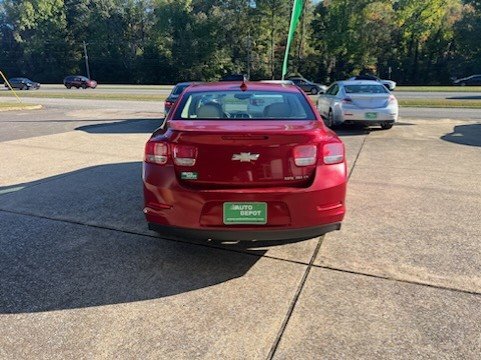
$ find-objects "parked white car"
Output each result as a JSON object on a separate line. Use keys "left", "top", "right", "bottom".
{"left": 317, "top": 80, "right": 398, "bottom": 129}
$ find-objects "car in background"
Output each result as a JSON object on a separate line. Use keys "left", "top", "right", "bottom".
{"left": 143, "top": 81, "right": 347, "bottom": 241}
{"left": 63, "top": 76, "right": 97, "bottom": 89}
{"left": 260, "top": 80, "right": 294, "bottom": 85}
{"left": 453, "top": 74, "right": 481, "bottom": 86}
{"left": 317, "top": 80, "right": 398, "bottom": 129}
{"left": 349, "top": 74, "right": 396, "bottom": 91}
{"left": 287, "top": 76, "right": 327, "bottom": 95}
{"left": 5, "top": 78, "right": 40, "bottom": 90}
{"left": 164, "top": 82, "right": 198, "bottom": 116}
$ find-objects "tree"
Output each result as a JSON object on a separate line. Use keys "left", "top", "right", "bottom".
{"left": 2, "top": 0, "right": 75, "bottom": 81}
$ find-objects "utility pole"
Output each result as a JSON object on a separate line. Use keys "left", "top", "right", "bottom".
{"left": 83, "top": 41, "right": 91, "bottom": 79}
{"left": 246, "top": 29, "right": 251, "bottom": 80}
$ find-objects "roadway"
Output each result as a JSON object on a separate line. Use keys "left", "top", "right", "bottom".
{"left": 2, "top": 84, "right": 481, "bottom": 100}
{"left": 0, "top": 84, "right": 172, "bottom": 95}
{"left": 1, "top": 92, "right": 480, "bottom": 121}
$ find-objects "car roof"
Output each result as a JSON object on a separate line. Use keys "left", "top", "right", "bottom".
{"left": 338, "top": 80, "right": 386, "bottom": 86}
{"left": 186, "top": 81, "right": 300, "bottom": 93}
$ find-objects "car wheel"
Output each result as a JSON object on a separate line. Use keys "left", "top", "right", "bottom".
{"left": 66, "top": 85, "right": 71, "bottom": 89}
{"left": 20, "top": 85, "right": 27, "bottom": 90}
{"left": 311, "top": 87, "right": 318, "bottom": 95}
{"left": 381, "top": 123, "right": 393, "bottom": 130}
{"left": 82, "top": 84, "right": 87, "bottom": 89}
{"left": 324, "top": 109, "right": 334, "bottom": 128}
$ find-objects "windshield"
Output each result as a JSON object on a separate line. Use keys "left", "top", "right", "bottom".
{"left": 173, "top": 90, "right": 315, "bottom": 120}
{"left": 344, "top": 84, "right": 388, "bottom": 94}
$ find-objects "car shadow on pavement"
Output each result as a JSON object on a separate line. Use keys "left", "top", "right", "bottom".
{"left": 75, "top": 118, "right": 164, "bottom": 134}
{"left": 447, "top": 96, "right": 481, "bottom": 100}
{"left": 332, "top": 122, "right": 413, "bottom": 137}
{"left": 332, "top": 124, "right": 370, "bottom": 136}
{"left": 441, "top": 123, "right": 481, "bottom": 147}
{"left": 0, "top": 162, "right": 274, "bottom": 314}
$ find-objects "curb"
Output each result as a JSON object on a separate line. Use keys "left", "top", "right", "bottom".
{"left": 0, "top": 104, "right": 43, "bottom": 112}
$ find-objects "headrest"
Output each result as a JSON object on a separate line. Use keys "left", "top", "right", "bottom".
{"left": 263, "top": 102, "right": 291, "bottom": 118}
{"left": 196, "top": 103, "right": 223, "bottom": 118}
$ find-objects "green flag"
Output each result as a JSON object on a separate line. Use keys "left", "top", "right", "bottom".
{"left": 282, "top": 0, "right": 304, "bottom": 79}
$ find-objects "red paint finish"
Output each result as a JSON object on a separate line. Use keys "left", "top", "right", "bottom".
{"left": 143, "top": 82, "right": 347, "bottom": 241}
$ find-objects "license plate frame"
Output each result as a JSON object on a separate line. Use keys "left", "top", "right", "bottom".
{"left": 365, "top": 112, "right": 378, "bottom": 120}
{"left": 223, "top": 202, "right": 267, "bottom": 225}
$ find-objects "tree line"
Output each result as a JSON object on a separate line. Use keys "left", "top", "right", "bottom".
{"left": 1, "top": 0, "right": 480, "bottom": 85}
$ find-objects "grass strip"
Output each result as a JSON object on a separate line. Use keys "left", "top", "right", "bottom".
{"left": 399, "top": 99, "right": 481, "bottom": 108}
{"left": 396, "top": 86, "right": 481, "bottom": 92}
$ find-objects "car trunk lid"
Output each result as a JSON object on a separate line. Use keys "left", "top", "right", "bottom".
{"left": 346, "top": 94, "right": 390, "bottom": 109}
{"left": 167, "top": 120, "right": 322, "bottom": 189}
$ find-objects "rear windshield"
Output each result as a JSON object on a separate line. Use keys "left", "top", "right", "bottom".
{"left": 172, "top": 90, "right": 315, "bottom": 120}
{"left": 344, "top": 84, "right": 388, "bottom": 94}
{"left": 172, "top": 84, "right": 190, "bottom": 95}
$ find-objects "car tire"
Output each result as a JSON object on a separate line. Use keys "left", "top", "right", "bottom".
{"left": 311, "top": 87, "right": 318, "bottom": 95}
{"left": 21, "top": 85, "right": 27, "bottom": 90}
{"left": 381, "top": 123, "right": 393, "bottom": 130}
{"left": 325, "top": 109, "right": 334, "bottom": 128}
{"left": 66, "top": 85, "right": 71, "bottom": 89}
{"left": 82, "top": 84, "right": 87, "bottom": 89}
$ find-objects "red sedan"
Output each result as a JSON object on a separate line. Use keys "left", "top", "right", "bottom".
{"left": 143, "top": 81, "right": 347, "bottom": 241}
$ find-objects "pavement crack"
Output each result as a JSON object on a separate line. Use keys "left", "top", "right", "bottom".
{"left": 316, "top": 264, "right": 481, "bottom": 297}
{"left": 348, "top": 133, "right": 368, "bottom": 180}
{"left": 266, "top": 236, "right": 325, "bottom": 360}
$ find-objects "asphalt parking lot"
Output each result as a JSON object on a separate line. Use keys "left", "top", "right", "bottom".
{"left": 1, "top": 98, "right": 481, "bottom": 358}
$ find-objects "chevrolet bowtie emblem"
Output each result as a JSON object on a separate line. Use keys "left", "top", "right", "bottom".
{"left": 231, "top": 152, "right": 260, "bottom": 162}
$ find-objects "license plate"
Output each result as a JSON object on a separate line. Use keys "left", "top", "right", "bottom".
{"left": 223, "top": 202, "right": 267, "bottom": 225}
{"left": 365, "top": 112, "right": 378, "bottom": 120}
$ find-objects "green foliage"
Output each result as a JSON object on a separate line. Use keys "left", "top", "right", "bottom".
{"left": 0, "top": 0, "right": 479, "bottom": 84}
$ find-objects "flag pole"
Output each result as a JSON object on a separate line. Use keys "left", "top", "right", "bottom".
{"left": 282, "top": 0, "right": 304, "bottom": 80}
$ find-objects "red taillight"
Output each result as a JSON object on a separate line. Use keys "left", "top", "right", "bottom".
{"left": 323, "top": 143, "right": 344, "bottom": 164}
{"left": 145, "top": 142, "right": 169, "bottom": 164}
{"left": 341, "top": 97, "right": 353, "bottom": 104}
{"left": 293, "top": 145, "right": 317, "bottom": 167}
{"left": 173, "top": 145, "right": 197, "bottom": 166}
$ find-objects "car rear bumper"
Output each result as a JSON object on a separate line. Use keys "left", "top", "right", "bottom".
{"left": 148, "top": 222, "right": 341, "bottom": 241}
{"left": 340, "top": 107, "right": 397, "bottom": 124}
{"left": 143, "top": 163, "right": 347, "bottom": 241}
